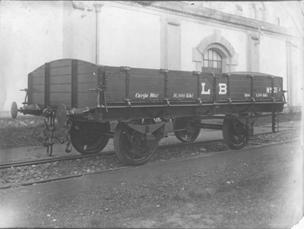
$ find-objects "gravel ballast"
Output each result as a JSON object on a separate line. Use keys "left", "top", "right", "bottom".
{"left": 0, "top": 128, "right": 299, "bottom": 189}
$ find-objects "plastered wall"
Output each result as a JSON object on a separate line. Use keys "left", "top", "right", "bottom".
{"left": 0, "top": 1, "right": 302, "bottom": 109}
{"left": 99, "top": 5, "right": 161, "bottom": 68}
{"left": 0, "top": 1, "right": 64, "bottom": 110}
{"left": 259, "top": 36, "right": 287, "bottom": 92}
{"left": 62, "top": 2, "right": 95, "bottom": 62}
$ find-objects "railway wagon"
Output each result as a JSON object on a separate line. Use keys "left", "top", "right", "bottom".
{"left": 11, "top": 59, "right": 285, "bottom": 165}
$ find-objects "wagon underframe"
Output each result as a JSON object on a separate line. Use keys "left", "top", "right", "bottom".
{"left": 76, "top": 101, "right": 283, "bottom": 121}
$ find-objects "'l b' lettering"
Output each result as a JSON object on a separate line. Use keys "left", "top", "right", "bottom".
{"left": 218, "top": 83, "right": 227, "bottom": 95}
{"left": 201, "top": 82, "right": 210, "bottom": 95}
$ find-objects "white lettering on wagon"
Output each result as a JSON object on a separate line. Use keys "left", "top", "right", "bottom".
{"left": 135, "top": 93, "right": 148, "bottom": 99}
{"left": 149, "top": 93, "right": 159, "bottom": 98}
{"left": 256, "top": 93, "right": 268, "bottom": 98}
{"left": 135, "top": 92, "right": 159, "bottom": 99}
{"left": 218, "top": 83, "right": 227, "bottom": 95}
{"left": 200, "top": 82, "right": 227, "bottom": 95}
{"left": 201, "top": 83, "right": 211, "bottom": 95}
{"left": 201, "top": 82, "right": 227, "bottom": 95}
{"left": 173, "top": 93, "right": 194, "bottom": 98}
{"left": 244, "top": 93, "right": 250, "bottom": 98}
{"left": 266, "top": 87, "right": 280, "bottom": 93}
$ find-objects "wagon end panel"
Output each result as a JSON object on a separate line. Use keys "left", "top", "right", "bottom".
{"left": 29, "top": 65, "right": 45, "bottom": 106}
{"left": 49, "top": 59, "right": 101, "bottom": 108}
{"left": 77, "top": 61, "right": 99, "bottom": 108}
{"left": 48, "top": 60, "right": 72, "bottom": 107}
{"left": 272, "top": 77, "right": 284, "bottom": 102}
{"left": 28, "top": 59, "right": 100, "bottom": 109}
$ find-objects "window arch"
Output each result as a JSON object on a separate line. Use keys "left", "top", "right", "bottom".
{"left": 192, "top": 32, "right": 238, "bottom": 72}
{"left": 202, "top": 48, "right": 223, "bottom": 73}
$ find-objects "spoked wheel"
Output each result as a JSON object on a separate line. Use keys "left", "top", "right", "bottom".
{"left": 114, "top": 123, "right": 160, "bottom": 165}
{"left": 173, "top": 118, "right": 201, "bottom": 143}
{"left": 70, "top": 121, "right": 110, "bottom": 154}
{"left": 222, "top": 116, "right": 248, "bottom": 150}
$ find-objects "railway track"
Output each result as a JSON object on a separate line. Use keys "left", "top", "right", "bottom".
{"left": 0, "top": 152, "right": 107, "bottom": 170}
{"left": 0, "top": 113, "right": 299, "bottom": 170}
{"left": 0, "top": 126, "right": 298, "bottom": 171}
{"left": 0, "top": 138, "right": 224, "bottom": 170}
{"left": 0, "top": 133, "right": 299, "bottom": 190}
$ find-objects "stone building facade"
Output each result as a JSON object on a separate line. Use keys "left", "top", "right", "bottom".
{"left": 0, "top": 1, "right": 303, "bottom": 111}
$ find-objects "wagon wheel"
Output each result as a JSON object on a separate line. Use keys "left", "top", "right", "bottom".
{"left": 173, "top": 118, "right": 200, "bottom": 143}
{"left": 222, "top": 116, "right": 248, "bottom": 150}
{"left": 70, "top": 121, "right": 110, "bottom": 154}
{"left": 113, "top": 123, "right": 160, "bottom": 165}
{"left": 10, "top": 102, "right": 18, "bottom": 119}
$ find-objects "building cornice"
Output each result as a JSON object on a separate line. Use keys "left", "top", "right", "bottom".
{"left": 130, "top": 1, "right": 295, "bottom": 38}
{"left": 71, "top": 1, "right": 297, "bottom": 38}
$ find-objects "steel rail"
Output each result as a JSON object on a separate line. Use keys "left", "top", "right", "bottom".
{"left": 0, "top": 137, "right": 299, "bottom": 190}
{"left": 0, "top": 127, "right": 296, "bottom": 170}
{"left": 0, "top": 151, "right": 112, "bottom": 170}
{"left": 0, "top": 138, "right": 223, "bottom": 170}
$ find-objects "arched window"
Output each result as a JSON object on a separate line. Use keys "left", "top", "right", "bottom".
{"left": 192, "top": 32, "right": 238, "bottom": 72}
{"left": 202, "top": 49, "right": 223, "bottom": 73}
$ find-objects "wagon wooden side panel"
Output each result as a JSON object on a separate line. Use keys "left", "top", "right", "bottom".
{"left": 214, "top": 73, "right": 228, "bottom": 102}
{"left": 103, "top": 66, "right": 126, "bottom": 104}
{"left": 252, "top": 75, "right": 273, "bottom": 101}
{"left": 29, "top": 65, "right": 45, "bottom": 106}
{"left": 128, "top": 68, "right": 164, "bottom": 103}
{"left": 229, "top": 74, "right": 251, "bottom": 102}
{"left": 198, "top": 72, "right": 214, "bottom": 103}
{"left": 167, "top": 71, "right": 197, "bottom": 102}
{"left": 26, "top": 59, "right": 285, "bottom": 111}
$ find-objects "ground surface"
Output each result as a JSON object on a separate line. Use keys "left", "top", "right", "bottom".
{"left": 0, "top": 141, "right": 302, "bottom": 228}
{"left": 0, "top": 121, "right": 299, "bottom": 187}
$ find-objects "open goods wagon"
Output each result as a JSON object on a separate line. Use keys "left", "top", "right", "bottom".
{"left": 11, "top": 59, "right": 285, "bottom": 165}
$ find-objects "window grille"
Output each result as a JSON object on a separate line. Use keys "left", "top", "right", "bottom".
{"left": 202, "top": 49, "right": 223, "bottom": 73}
